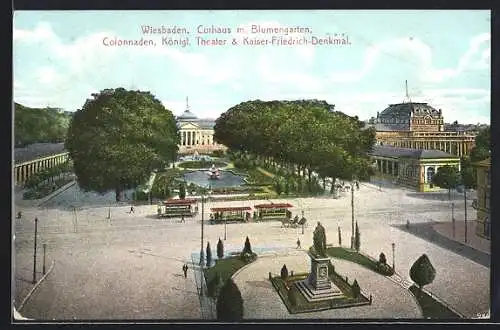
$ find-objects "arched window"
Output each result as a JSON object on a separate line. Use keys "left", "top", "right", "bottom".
{"left": 426, "top": 167, "right": 435, "bottom": 183}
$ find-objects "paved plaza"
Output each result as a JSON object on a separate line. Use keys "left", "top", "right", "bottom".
{"left": 13, "top": 182, "right": 490, "bottom": 320}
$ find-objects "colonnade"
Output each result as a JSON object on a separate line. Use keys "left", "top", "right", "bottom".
{"left": 180, "top": 130, "right": 216, "bottom": 147}
{"left": 390, "top": 139, "right": 474, "bottom": 157}
{"left": 14, "top": 152, "right": 70, "bottom": 185}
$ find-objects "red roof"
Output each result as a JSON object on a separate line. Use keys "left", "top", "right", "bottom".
{"left": 163, "top": 198, "right": 198, "bottom": 205}
{"left": 211, "top": 206, "right": 252, "bottom": 212}
{"left": 254, "top": 203, "right": 294, "bottom": 209}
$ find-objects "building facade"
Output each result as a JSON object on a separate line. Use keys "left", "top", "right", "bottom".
{"left": 367, "top": 89, "right": 476, "bottom": 157}
{"left": 176, "top": 98, "right": 227, "bottom": 155}
{"left": 474, "top": 158, "right": 490, "bottom": 239}
{"left": 369, "top": 145, "right": 461, "bottom": 192}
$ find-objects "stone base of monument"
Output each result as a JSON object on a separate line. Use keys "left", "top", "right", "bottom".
{"left": 294, "top": 280, "right": 345, "bottom": 302}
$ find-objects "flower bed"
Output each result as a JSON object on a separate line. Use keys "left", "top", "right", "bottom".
{"left": 178, "top": 160, "right": 227, "bottom": 169}
{"left": 326, "top": 247, "right": 395, "bottom": 276}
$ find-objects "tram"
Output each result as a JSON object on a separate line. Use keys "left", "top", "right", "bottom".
{"left": 157, "top": 198, "right": 199, "bottom": 218}
{"left": 253, "top": 203, "right": 293, "bottom": 222}
{"left": 209, "top": 206, "right": 252, "bottom": 224}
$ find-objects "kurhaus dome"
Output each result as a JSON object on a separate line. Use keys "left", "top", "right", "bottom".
{"left": 379, "top": 102, "right": 441, "bottom": 118}
{"left": 177, "top": 109, "right": 198, "bottom": 121}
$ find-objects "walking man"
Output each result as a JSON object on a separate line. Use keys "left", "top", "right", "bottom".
{"left": 181, "top": 214, "right": 185, "bottom": 223}
{"left": 296, "top": 238, "right": 301, "bottom": 249}
{"left": 356, "top": 181, "right": 360, "bottom": 190}
{"left": 182, "top": 264, "right": 188, "bottom": 278}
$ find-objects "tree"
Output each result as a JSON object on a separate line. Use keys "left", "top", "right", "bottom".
{"left": 409, "top": 254, "right": 436, "bottom": 290}
{"left": 354, "top": 222, "right": 360, "bottom": 252}
{"left": 206, "top": 242, "right": 212, "bottom": 268}
{"left": 281, "top": 264, "right": 289, "bottom": 279}
{"left": 469, "top": 126, "right": 490, "bottom": 162}
{"left": 431, "top": 165, "right": 461, "bottom": 200}
{"left": 179, "top": 183, "right": 186, "bottom": 199}
{"left": 217, "top": 238, "right": 224, "bottom": 260}
{"left": 216, "top": 279, "right": 244, "bottom": 321}
{"left": 243, "top": 236, "right": 252, "bottom": 254}
{"left": 65, "top": 88, "right": 179, "bottom": 201}
{"left": 379, "top": 252, "right": 387, "bottom": 264}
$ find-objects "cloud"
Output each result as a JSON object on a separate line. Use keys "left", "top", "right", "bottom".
{"left": 35, "top": 66, "right": 62, "bottom": 84}
{"left": 328, "top": 33, "right": 490, "bottom": 84}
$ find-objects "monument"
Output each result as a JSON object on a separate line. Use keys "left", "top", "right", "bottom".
{"left": 295, "top": 222, "right": 345, "bottom": 301}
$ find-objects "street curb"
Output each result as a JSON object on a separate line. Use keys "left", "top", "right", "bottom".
{"left": 17, "top": 260, "right": 55, "bottom": 313}
{"left": 37, "top": 180, "right": 76, "bottom": 207}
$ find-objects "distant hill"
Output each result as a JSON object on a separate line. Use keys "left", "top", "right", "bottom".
{"left": 14, "top": 103, "right": 72, "bottom": 147}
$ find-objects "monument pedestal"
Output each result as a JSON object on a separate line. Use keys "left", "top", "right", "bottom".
{"left": 295, "top": 252, "right": 344, "bottom": 302}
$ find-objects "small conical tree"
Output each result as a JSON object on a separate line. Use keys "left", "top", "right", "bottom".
{"left": 351, "top": 279, "right": 361, "bottom": 298}
{"left": 281, "top": 264, "right": 289, "bottom": 280}
{"left": 338, "top": 226, "right": 342, "bottom": 246}
{"left": 288, "top": 285, "right": 300, "bottom": 307}
{"left": 379, "top": 252, "right": 387, "bottom": 264}
{"left": 354, "top": 222, "right": 361, "bottom": 251}
{"left": 410, "top": 254, "right": 436, "bottom": 290}
{"left": 179, "top": 183, "right": 186, "bottom": 199}
{"left": 217, "top": 238, "right": 224, "bottom": 260}
{"left": 206, "top": 242, "right": 212, "bottom": 268}
{"left": 216, "top": 279, "right": 244, "bottom": 321}
{"left": 243, "top": 236, "right": 252, "bottom": 254}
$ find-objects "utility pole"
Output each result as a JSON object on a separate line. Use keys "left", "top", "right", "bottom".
{"left": 351, "top": 182, "right": 355, "bottom": 249}
{"left": 224, "top": 217, "right": 227, "bottom": 241}
{"left": 32, "top": 218, "right": 38, "bottom": 284}
{"left": 452, "top": 202, "right": 455, "bottom": 238}
{"left": 200, "top": 194, "right": 205, "bottom": 267}
{"left": 464, "top": 189, "right": 468, "bottom": 243}
{"left": 42, "top": 243, "right": 47, "bottom": 275}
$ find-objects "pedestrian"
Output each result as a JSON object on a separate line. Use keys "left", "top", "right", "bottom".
{"left": 129, "top": 205, "right": 135, "bottom": 213}
{"left": 296, "top": 238, "right": 301, "bottom": 249}
{"left": 183, "top": 264, "right": 188, "bottom": 278}
{"left": 356, "top": 181, "right": 360, "bottom": 190}
{"left": 181, "top": 214, "right": 185, "bottom": 223}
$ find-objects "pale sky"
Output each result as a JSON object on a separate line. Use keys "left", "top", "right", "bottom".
{"left": 13, "top": 10, "right": 491, "bottom": 124}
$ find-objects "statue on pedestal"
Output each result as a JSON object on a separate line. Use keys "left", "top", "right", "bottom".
{"left": 313, "top": 222, "right": 327, "bottom": 257}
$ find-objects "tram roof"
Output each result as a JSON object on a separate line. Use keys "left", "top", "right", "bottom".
{"left": 163, "top": 198, "right": 198, "bottom": 205}
{"left": 254, "top": 203, "right": 294, "bottom": 209}
{"left": 211, "top": 206, "right": 252, "bottom": 212}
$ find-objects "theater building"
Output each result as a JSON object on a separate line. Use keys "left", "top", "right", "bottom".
{"left": 369, "top": 145, "right": 461, "bottom": 192}
{"left": 176, "top": 97, "right": 227, "bottom": 155}
{"left": 367, "top": 84, "right": 476, "bottom": 157}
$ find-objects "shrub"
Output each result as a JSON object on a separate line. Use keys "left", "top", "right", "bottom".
{"left": 354, "top": 222, "right": 361, "bottom": 251}
{"left": 216, "top": 279, "right": 244, "bottom": 321}
{"left": 179, "top": 183, "right": 186, "bottom": 199}
{"left": 410, "top": 254, "right": 436, "bottom": 290}
{"left": 135, "top": 190, "right": 148, "bottom": 201}
{"left": 351, "top": 279, "right": 361, "bottom": 298}
{"left": 206, "top": 242, "right": 212, "bottom": 268}
{"left": 243, "top": 236, "right": 252, "bottom": 254}
{"left": 274, "top": 180, "right": 282, "bottom": 195}
{"left": 239, "top": 251, "right": 257, "bottom": 264}
{"left": 288, "top": 285, "right": 300, "bottom": 307}
{"left": 281, "top": 264, "right": 289, "bottom": 280}
{"left": 379, "top": 252, "right": 387, "bottom": 264}
{"left": 217, "top": 238, "right": 224, "bottom": 260}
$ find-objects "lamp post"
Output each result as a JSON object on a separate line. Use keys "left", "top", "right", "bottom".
{"left": 464, "top": 188, "right": 468, "bottom": 244}
{"left": 350, "top": 179, "right": 355, "bottom": 249}
{"left": 32, "top": 217, "right": 38, "bottom": 284}
{"left": 224, "top": 217, "right": 227, "bottom": 241}
{"left": 391, "top": 243, "right": 396, "bottom": 271}
{"left": 42, "top": 243, "right": 47, "bottom": 275}
{"left": 451, "top": 202, "right": 456, "bottom": 238}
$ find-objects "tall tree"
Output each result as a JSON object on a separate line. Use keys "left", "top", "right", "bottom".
{"left": 65, "top": 88, "right": 179, "bottom": 201}
{"left": 216, "top": 279, "right": 244, "bottom": 321}
{"left": 206, "top": 242, "right": 212, "bottom": 268}
{"left": 431, "top": 165, "right": 461, "bottom": 199}
{"left": 354, "top": 222, "right": 361, "bottom": 252}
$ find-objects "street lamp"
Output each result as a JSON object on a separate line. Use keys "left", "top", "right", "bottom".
{"left": 391, "top": 243, "right": 396, "bottom": 271}
{"left": 200, "top": 183, "right": 212, "bottom": 267}
{"left": 451, "top": 202, "right": 456, "bottom": 238}
{"left": 350, "top": 178, "right": 356, "bottom": 249}
{"left": 32, "top": 218, "right": 38, "bottom": 284}
{"left": 464, "top": 188, "right": 468, "bottom": 244}
{"left": 224, "top": 215, "right": 227, "bottom": 241}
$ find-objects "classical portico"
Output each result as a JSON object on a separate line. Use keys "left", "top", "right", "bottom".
{"left": 176, "top": 97, "right": 226, "bottom": 154}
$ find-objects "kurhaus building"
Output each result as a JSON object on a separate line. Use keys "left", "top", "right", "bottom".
{"left": 367, "top": 84, "right": 476, "bottom": 158}
{"left": 176, "top": 98, "right": 226, "bottom": 155}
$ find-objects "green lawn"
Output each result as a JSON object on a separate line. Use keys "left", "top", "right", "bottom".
{"left": 409, "top": 285, "right": 461, "bottom": 319}
{"left": 178, "top": 160, "right": 227, "bottom": 169}
{"left": 326, "top": 247, "right": 394, "bottom": 276}
{"left": 204, "top": 256, "right": 247, "bottom": 298}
